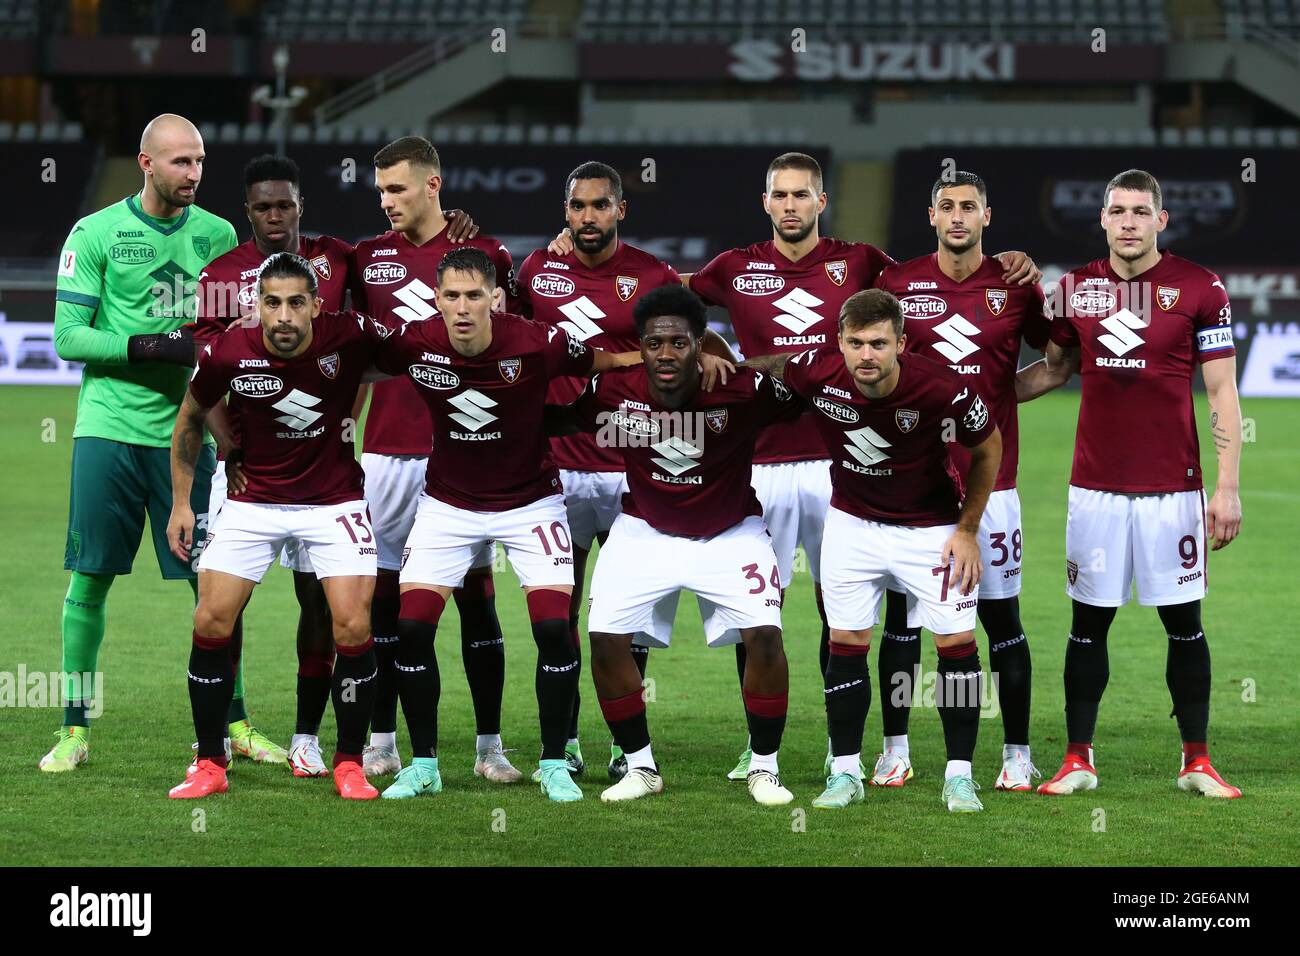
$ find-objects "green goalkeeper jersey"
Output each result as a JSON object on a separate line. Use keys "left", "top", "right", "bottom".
{"left": 55, "top": 194, "right": 238, "bottom": 447}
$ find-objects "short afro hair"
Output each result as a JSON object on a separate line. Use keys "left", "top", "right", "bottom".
{"left": 244, "top": 153, "right": 301, "bottom": 192}
{"left": 632, "top": 283, "right": 707, "bottom": 338}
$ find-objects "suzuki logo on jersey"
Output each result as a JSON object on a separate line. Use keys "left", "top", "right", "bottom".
{"left": 825, "top": 260, "right": 847, "bottom": 286}
{"left": 363, "top": 262, "right": 408, "bottom": 285}
{"left": 448, "top": 389, "right": 500, "bottom": 437}
{"left": 230, "top": 374, "right": 283, "bottom": 397}
{"left": 1096, "top": 308, "right": 1147, "bottom": 367}
{"left": 733, "top": 274, "right": 786, "bottom": 296}
{"left": 532, "top": 273, "right": 576, "bottom": 298}
{"left": 930, "top": 313, "right": 982, "bottom": 366}
{"left": 843, "top": 426, "right": 892, "bottom": 474}
{"left": 650, "top": 436, "right": 703, "bottom": 482}
{"left": 318, "top": 352, "right": 339, "bottom": 380}
{"left": 616, "top": 276, "right": 638, "bottom": 301}
{"left": 771, "top": 287, "right": 826, "bottom": 338}
{"left": 985, "top": 289, "right": 1007, "bottom": 315}
{"left": 900, "top": 294, "right": 947, "bottom": 320}
{"left": 555, "top": 296, "right": 606, "bottom": 341}
{"left": 272, "top": 389, "right": 324, "bottom": 431}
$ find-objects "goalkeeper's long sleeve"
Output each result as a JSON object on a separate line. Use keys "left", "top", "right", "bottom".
{"left": 53, "top": 299, "right": 129, "bottom": 364}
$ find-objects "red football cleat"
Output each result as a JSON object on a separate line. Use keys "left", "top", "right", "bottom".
{"left": 1036, "top": 752, "right": 1098, "bottom": 795}
{"left": 334, "top": 760, "right": 380, "bottom": 800}
{"left": 169, "top": 758, "right": 229, "bottom": 799}
{"left": 1178, "top": 757, "right": 1242, "bottom": 799}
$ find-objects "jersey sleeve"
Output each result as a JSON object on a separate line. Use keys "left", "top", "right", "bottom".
{"left": 493, "top": 242, "right": 522, "bottom": 314}
{"left": 512, "top": 251, "right": 537, "bottom": 318}
{"left": 543, "top": 324, "right": 596, "bottom": 379}
{"left": 752, "top": 368, "right": 804, "bottom": 426}
{"left": 347, "top": 247, "right": 369, "bottom": 313}
{"left": 687, "top": 250, "right": 731, "bottom": 306}
{"left": 862, "top": 245, "right": 897, "bottom": 287}
{"left": 211, "top": 218, "right": 238, "bottom": 261}
{"left": 950, "top": 383, "right": 996, "bottom": 448}
{"left": 1046, "top": 284, "right": 1079, "bottom": 348}
{"left": 187, "top": 339, "right": 232, "bottom": 410}
{"left": 372, "top": 321, "right": 416, "bottom": 377}
{"left": 1021, "top": 284, "right": 1053, "bottom": 350}
{"left": 571, "top": 374, "right": 610, "bottom": 433}
{"left": 869, "top": 262, "right": 897, "bottom": 292}
{"left": 53, "top": 219, "right": 130, "bottom": 364}
{"left": 192, "top": 262, "right": 240, "bottom": 345}
{"left": 779, "top": 348, "right": 821, "bottom": 398}
{"left": 1194, "top": 276, "right": 1235, "bottom": 363}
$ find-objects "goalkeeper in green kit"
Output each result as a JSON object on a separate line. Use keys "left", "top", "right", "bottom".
{"left": 41, "top": 114, "right": 282, "bottom": 771}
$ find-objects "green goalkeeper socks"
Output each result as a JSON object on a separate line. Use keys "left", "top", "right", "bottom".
{"left": 60, "top": 571, "right": 113, "bottom": 728}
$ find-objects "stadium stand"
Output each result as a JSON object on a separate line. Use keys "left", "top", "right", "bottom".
{"left": 0, "top": 142, "right": 99, "bottom": 258}
{"left": 262, "top": 0, "right": 530, "bottom": 41}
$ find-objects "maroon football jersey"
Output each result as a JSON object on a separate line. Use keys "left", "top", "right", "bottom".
{"left": 188, "top": 310, "right": 382, "bottom": 505}
{"left": 517, "top": 241, "right": 681, "bottom": 473}
{"left": 874, "top": 253, "right": 1049, "bottom": 491}
{"left": 354, "top": 229, "right": 516, "bottom": 457}
{"left": 374, "top": 312, "right": 594, "bottom": 511}
{"left": 572, "top": 366, "right": 800, "bottom": 538}
{"left": 193, "top": 234, "right": 353, "bottom": 346}
{"left": 782, "top": 350, "right": 997, "bottom": 526}
{"left": 689, "top": 237, "right": 895, "bottom": 464}
{"left": 1049, "top": 252, "right": 1234, "bottom": 494}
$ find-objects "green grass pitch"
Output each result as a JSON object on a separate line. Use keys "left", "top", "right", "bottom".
{"left": 1, "top": 385, "right": 1295, "bottom": 866}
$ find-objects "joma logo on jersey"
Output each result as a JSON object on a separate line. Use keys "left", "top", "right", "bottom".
{"left": 813, "top": 397, "right": 860, "bottom": 424}
{"left": 532, "top": 273, "right": 576, "bottom": 297}
{"left": 908, "top": 280, "right": 937, "bottom": 290}
{"left": 1096, "top": 308, "right": 1147, "bottom": 367}
{"left": 421, "top": 352, "right": 450, "bottom": 364}
{"left": 544, "top": 260, "right": 570, "bottom": 270}
{"left": 363, "top": 262, "right": 407, "bottom": 284}
{"left": 272, "top": 389, "right": 324, "bottom": 430}
{"left": 733, "top": 273, "right": 786, "bottom": 296}
{"left": 230, "top": 373, "right": 283, "bottom": 397}
{"left": 900, "top": 294, "right": 947, "bottom": 319}
{"left": 409, "top": 365, "right": 460, "bottom": 390}
{"left": 745, "top": 261, "right": 776, "bottom": 270}
{"left": 371, "top": 248, "right": 398, "bottom": 256}
{"left": 822, "top": 385, "right": 852, "bottom": 399}
{"left": 238, "top": 359, "right": 270, "bottom": 368}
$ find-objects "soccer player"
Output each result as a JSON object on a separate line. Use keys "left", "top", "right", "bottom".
{"left": 166, "top": 253, "right": 386, "bottom": 800}
{"left": 548, "top": 284, "right": 799, "bottom": 806}
{"left": 352, "top": 136, "right": 520, "bottom": 782}
{"left": 870, "top": 171, "right": 1050, "bottom": 791}
{"left": 371, "top": 247, "right": 641, "bottom": 802}
{"left": 42, "top": 114, "right": 237, "bottom": 773}
{"left": 518, "top": 160, "right": 708, "bottom": 781}
{"left": 747, "top": 289, "right": 1003, "bottom": 813}
{"left": 1016, "top": 169, "right": 1243, "bottom": 798}
{"left": 675, "top": 152, "right": 1034, "bottom": 779}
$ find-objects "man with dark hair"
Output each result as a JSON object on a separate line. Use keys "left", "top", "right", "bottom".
{"left": 166, "top": 252, "right": 390, "bottom": 800}
{"left": 869, "top": 171, "right": 1050, "bottom": 792}
{"left": 745, "top": 289, "right": 1003, "bottom": 812}
{"left": 352, "top": 136, "right": 523, "bottom": 783}
{"left": 369, "top": 247, "right": 641, "bottom": 802}
{"left": 1018, "top": 169, "right": 1243, "bottom": 799}
{"left": 546, "top": 283, "right": 800, "bottom": 805}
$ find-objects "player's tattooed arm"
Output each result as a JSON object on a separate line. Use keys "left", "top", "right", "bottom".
{"left": 993, "top": 251, "right": 1042, "bottom": 286}
{"left": 945, "top": 426, "right": 1002, "bottom": 595}
{"left": 167, "top": 391, "right": 208, "bottom": 561}
{"left": 1203, "top": 356, "right": 1243, "bottom": 550}
{"left": 443, "top": 209, "right": 479, "bottom": 243}
{"left": 1015, "top": 340, "right": 1078, "bottom": 402}
{"left": 739, "top": 351, "right": 795, "bottom": 381}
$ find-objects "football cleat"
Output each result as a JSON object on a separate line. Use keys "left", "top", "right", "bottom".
{"left": 727, "top": 746, "right": 752, "bottom": 781}
{"left": 531, "top": 740, "right": 585, "bottom": 782}
{"left": 38, "top": 727, "right": 89, "bottom": 773}
{"left": 1177, "top": 757, "right": 1242, "bottom": 799}
{"left": 382, "top": 760, "right": 442, "bottom": 799}
{"left": 995, "top": 751, "right": 1041, "bottom": 791}
{"left": 942, "top": 775, "right": 984, "bottom": 812}
{"left": 824, "top": 745, "right": 869, "bottom": 780}
{"left": 1036, "top": 753, "right": 1098, "bottom": 796}
{"left": 476, "top": 746, "right": 524, "bottom": 784}
{"left": 289, "top": 737, "right": 330, "bottom": 778}
{"left": 229, "top": 720, "right": 288, "bottom": 764}
{"left": 869, "top": 750, "right": 914, "bottom": 788}
{"left": 812, "top": 772, "right": 865, "bottom": 810}
{"left": 746, "top": 769, "right": 794, "bottom": 806}
{"left": 608, "top": 743, "right": 628, "bottom": 782}
{"left": 334, "top": 760, "right": 380, "bottom": 800}
{"left": 537, "top": 759, "right": 584, "bottom": 802}
{"left": 186, "top": 739, "right": 232, "bottom": 776}
{"left": 363, "top": 744, "right": 402, "bottom": 777}
{"left": 169, "top": 758, "right": 228, "bottom": 799}
{"left": 600, "top": 767, "right": 663, "bottom": 802}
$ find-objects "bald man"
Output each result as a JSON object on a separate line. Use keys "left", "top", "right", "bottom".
{"left": 42, "top": 114, "right": 244, "bottom": 773}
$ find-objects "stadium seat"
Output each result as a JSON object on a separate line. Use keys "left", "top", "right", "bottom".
{"left": 198, "top": 122, "right": 217, "bottom": 143}
{"left": 503, "top": 124, "right": 525, "bottom": 144}
{"left": 1159, "top": 127, "right": 1182, "bottom": 147}
{"left": 241, "top": 122, "right": 264, "bottom": 144}
{"left": 312, "top": 126, "right": 337, "bottom": 144}
{"left": 60, "top": 122, "right": 84, "bottom": 142}
{"left": 527, "top": 124, "right": 550, "bottom": 144}
{"left": 0, "top": 121, "right": 12, "bottom": 141}
{"left": 1208, "top": 127, "right": 1230, "bottom": 146}
{"left": 551, "top": 125, "right": 574, "bottom": 144}
{"left": 336, "top": 125, "right": 360, "bottom": 144}
{"left": 359, "top": 126, "right": 383, "bottom": 143}
{"left": 1279, "top": 128, "right": 1299, "bottom": 147}
{"left": 218, "top": 122, "right": 240, "bottom": 143}
{"left": 1184, "top": 127, "right": 1206, "bottom": 146}
{"left": 290, "top": 123, "right": 312, "bottom": 144}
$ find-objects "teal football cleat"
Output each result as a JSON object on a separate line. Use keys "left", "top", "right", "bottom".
{"left": 537, "top": 758, "right": 584, "bottom": 802}
{"left": 942, "top": 774, "right": 984, "bottom": 812}
{"left": 812, "top": 771, "right": 865, "bottom": 809}
{"left": 381, "top": 757, "right": 442, "bottom": 799}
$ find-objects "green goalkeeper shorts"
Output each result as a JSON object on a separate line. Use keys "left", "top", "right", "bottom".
{"left": 63, "top": 437, "right": 215, "bottom": 579}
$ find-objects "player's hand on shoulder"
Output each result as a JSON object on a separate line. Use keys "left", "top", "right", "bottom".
{"left": 995, "top": 250, "right": 1042, "bottom": 286}
{"left": 1207, "top": 487, "right": 1242, "bottom": 550}
{"left": 941, "top": 529, "right": 982, "bottom": 596}
{"left": 444, "top": 209, "right": 479, "bottom": 242}
{"left": 167, "top": 503, "right": 196, "bottom": 563}
{"left": 547, "top": 228, "right": 574, "bottom": 256}
{"left": 699, "top": 353, "right": 735, "bottom": 392}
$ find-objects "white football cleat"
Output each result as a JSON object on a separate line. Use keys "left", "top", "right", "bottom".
{"left": 995, "top": 750, "right": 1041, "bottom": 791}
{"left": 362, "top": 744, "right": 402, "bottom": 778}
{"left": 474, "top": 746, "right": 523, "bottom": 784}
{"left": 746, "top": 769, "right": 793, "bottom": 806}
{"left": 869, "top": 750, "right": 914, "bottom": 787}
{"left": 1177, "top": 757, "right": 1242, "bottom": 799}
{"left": 289, "top": 737, "right": 330, "bottom": 778}
{"left": 600, "top": 767, "right": 664, "bottom": 803}
{"left": 1037, "top": 752, "right": 1098, "bottom": 795}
